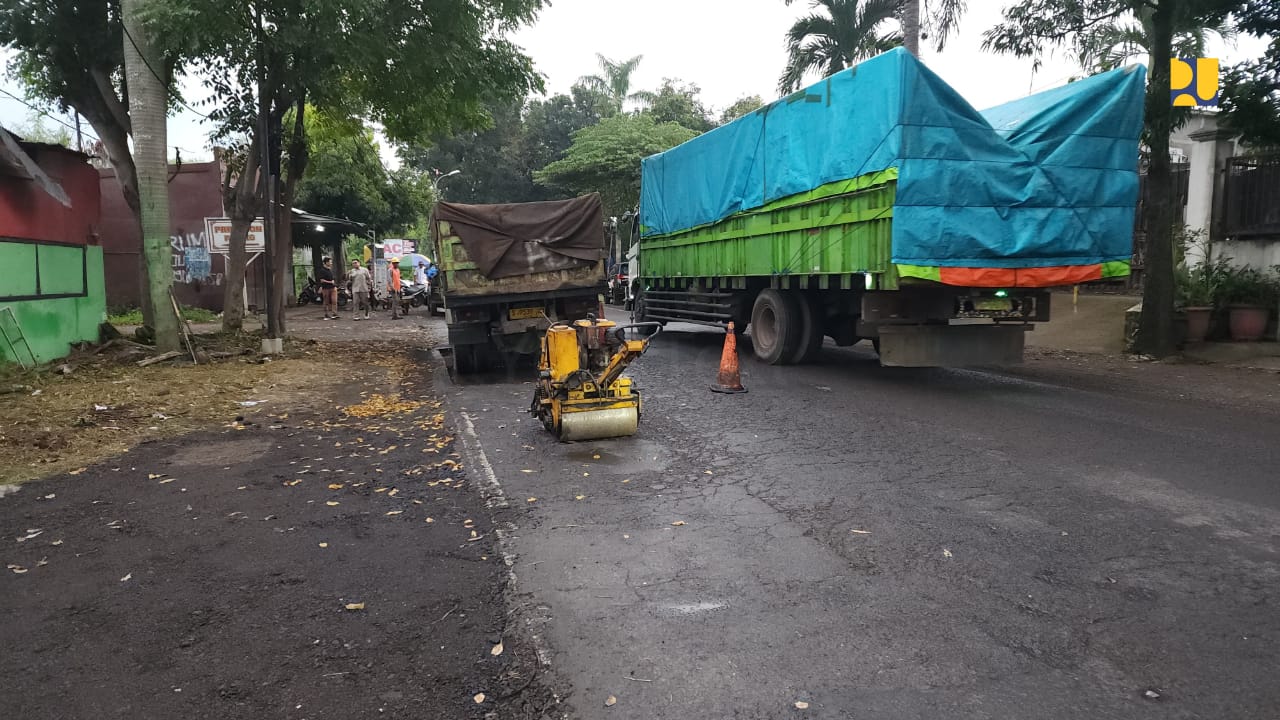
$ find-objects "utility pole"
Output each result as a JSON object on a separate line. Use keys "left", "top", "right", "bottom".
{"left": 120, "top": 0, "right": 180, "bottom": 352}
{"left": 257, "top": 3, "right": 281, "bottom": 353}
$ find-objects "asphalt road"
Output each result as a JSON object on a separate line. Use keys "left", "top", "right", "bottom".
{"left": 445, "top": 312, "right": 1280, "bottom": 719}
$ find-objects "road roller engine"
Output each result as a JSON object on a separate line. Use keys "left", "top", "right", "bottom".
{"left": 531, "top": 316, "right": 660, "bottom": 441}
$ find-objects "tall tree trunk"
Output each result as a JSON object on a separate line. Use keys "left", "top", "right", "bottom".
{"left": 1133, "top": 1, "right": 1176, "bottom": 357}
{"left": 901, "top": 0, "right": 922, "bottom": 56}
{"left": 273, "top": 97, "right": 309, "bottom": 333}
{"left": 120, "top": 0, "right": 179, "bottom": 351}
{"left": 221, "top": 139, "right": 261, "bottom": 332}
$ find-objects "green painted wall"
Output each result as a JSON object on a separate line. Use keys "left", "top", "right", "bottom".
{"left": 0, "top": 245, "right": 106, "bottom": 365}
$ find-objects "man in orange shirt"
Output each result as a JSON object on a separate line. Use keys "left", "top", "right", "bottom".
{"left": 388, "top": 257, "right": 403, "bottom": 320}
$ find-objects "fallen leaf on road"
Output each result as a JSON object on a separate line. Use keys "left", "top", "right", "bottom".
{"left": 850, "top": 529, "right": 871, "bottom": 535}
{"left": 386, "top": 511, "right": 403, "bottom": 516}
{"left": 51, "top": 540, "right": 63, "bottom": 546}
{"left": 43, "top": 494, "right": 55, "bottom": 499}
{"left": 328, "top": 483, "right": 343, "bottom": 490}
{"left": 575, "top": 495, "right": 585, "bottom": 501}
{"left": 425, "top": 517, "right": 435, "bottom": 523}
{"left": 37, "top": 557, "right": 48, "bottom": 567}
{"left": 285, "top": 479, "right": 303, "bottom": 487}
{"left": 527, "top": 497, "right": 537, "bottom": 503}
{"left": 159, "top": 478, "right": 175, "bottom": 485}
{"left": 344, "top": 602, "right": 365, "bottom": 611}
{"left": 412, "top": 500, "right": 423, "bottom": 505}
{"left": 319, "top": 543, "right": 329, "bottom": 548}
{"left": 942, "top": 548, "right": 953, "bottom": 558}
{"left": 470, "top": 530, "right": 478, "bottom": 538}
{"left": 7, "top": 564, "right": 27, "bottom": 574}
{"left": 148, "top": 473, "right": 165, "bottom": 480}
{"left": 490, "top": 642, "right": 504, "bottom": 656}
{"left": 69, "top": 467, "right": 87, "bottom": 475}
{"left": 120, "top": 573, "right": 132, "bottom": 582}
{"left": 326, "top": 501, "right": 340, "bottom": 507}
{"left": 592, "top": 454, "right": 601, "bottom": 459}
{"left": 795, "top": 701, "right": 810, "bottom": 709}
{"left": 704, "top": 470, "right": 713, "bottom": 475}
{"left": 18, "top": 529, "right": 43, "bottom": 542}
{"left": 375, "top": 487, "right": 388, "bottom": 493}
{"left": 388, "top": 489, "right": 399, "bottom": 497}
{"left": 623, "top": 534, "right": 631, "bottom": 539}
{"left": 473, "top": 693, "right": 486, "bottom": 704}
{"left": 621, "top": 479, "right": 630, "bottom": 484}
{"left": 583, "top": 472, "right": 590, "bottom": 477}
{"left": 671, "top": 521, "right": 686, "bottom": 527}
{"left": 521, "top": 469, "right": 535, "bottom": 473}
{"left": 605, "top": 695, "right": 617, "bottom": 707}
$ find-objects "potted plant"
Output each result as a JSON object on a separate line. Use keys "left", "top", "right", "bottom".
{"left": 1175, "top": 262, "right": 1217, "bottom": 343}
{"left": 1216, "top": 266, "right": 1279, "bottom": 342}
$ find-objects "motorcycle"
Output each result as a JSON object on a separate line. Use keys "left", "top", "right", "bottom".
{"left": 296, "top": 277, "right": 350, "bottom": 308}
{"left": 400, "top": 282, "right": 428, "bottom": 313}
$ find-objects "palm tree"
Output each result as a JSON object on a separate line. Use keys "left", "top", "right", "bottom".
{"left": 778, "top": 0, "right": 902, "bottom": 94}
{"left": 1075, "top": 5, "right": 1235, "bottom": 73}
{"left": 899, "top": 0, "right": 967, "bottom": 56}
{"left": 578, "top": 54, "right": 656, "bottom": 114}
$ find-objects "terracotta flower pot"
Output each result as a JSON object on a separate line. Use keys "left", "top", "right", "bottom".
{"left": 1228, "top": 305, "right": 1270, "bottom": 342}
{"left": 1183, "top": 306, "right": 1212, "bottom": 344}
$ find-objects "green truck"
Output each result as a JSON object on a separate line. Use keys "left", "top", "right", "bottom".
{"left": 632, "top": 50, "right": 1146, "bottom": 367}
{"left": 433, "top": 195, "right": 607, "bottom": 374}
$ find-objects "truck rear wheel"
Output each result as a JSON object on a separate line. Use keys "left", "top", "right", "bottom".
{"left": 750, "top": 289, "right": 802, "bottom": 365}
{"left": 787, "top": 293, "right": 824, "bottom": 364}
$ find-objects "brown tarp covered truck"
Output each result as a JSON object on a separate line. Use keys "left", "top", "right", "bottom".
{"left": 434, "top": 194, "right": 607, "bottom": 374}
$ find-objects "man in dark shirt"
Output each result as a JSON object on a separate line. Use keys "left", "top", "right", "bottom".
{"left": 318, "top": 257, "right": 338, "bottom": 320}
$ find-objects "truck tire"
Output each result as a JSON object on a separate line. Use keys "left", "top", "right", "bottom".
{"left": 787, "top": 293, "right": 824, "bottom": 364}
{"left": 750, "top": 289, "right": 802, "bottom": 365}
{"left": 633, "top": 292, "right": 662, "bottom": 336}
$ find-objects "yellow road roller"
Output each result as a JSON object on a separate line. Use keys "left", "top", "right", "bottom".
{"left": 530, "top": 316, "right": 660, "bottom": 441}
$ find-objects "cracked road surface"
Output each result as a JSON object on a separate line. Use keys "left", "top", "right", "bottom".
{"left": 450, "top": 313, "right": 1280, "bottom": 719}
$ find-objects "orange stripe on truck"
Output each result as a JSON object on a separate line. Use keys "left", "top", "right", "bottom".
{"left": 938, "top": 264, "right": 1103, "bottom": 288}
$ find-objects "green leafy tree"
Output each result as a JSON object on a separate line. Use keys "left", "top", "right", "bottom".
{"left": 779, "top": 0, "right": 903, "bottom": 93}
{"left": 983, "top": 0, "right": 1242, "bottom": 358}
{"left": 145, "top": 0, "right": 543, "bottom": 333}
{"left": 534, "top": 114, "right": 697, "bottom": 217}
{"left": 720, "top": 95, "right": 766, "bottom": 124}
{"left": 294, "top": 112, "right": 392, "bottom": 231}
{"left": 521, "top": 86, "right": 609, "bottom": 173}
{"left": 642, "top": 79, "right": 715, "bottom": 133}
{"left": 578, "top": 54, "right": 656, "bottom": 114}
{"left": 1219, "top": 3, "right": 1280, "bottom": 147}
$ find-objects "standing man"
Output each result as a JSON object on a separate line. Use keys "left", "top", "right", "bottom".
{"left": 414, "top": 260, "right": 429, "bottom": 289}
{"left": 349, "top": 259, "right": 372, "bottom": 320}
{"left": 389, "top": 257, "right": 403, "bottom": 320}
{"left": 318, "top": 257, "right": 338, "bottom": 320}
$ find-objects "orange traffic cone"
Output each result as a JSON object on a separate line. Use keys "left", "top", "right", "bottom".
{"left": 710, "top": 322, "right": 747, "bottom": 394}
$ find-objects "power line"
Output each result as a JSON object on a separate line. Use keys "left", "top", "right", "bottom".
{"left": 120, "top": 22, "right": 212, "bottom": 121}
{"left": 0, "top": 87, "right": 102, "bottom": 147}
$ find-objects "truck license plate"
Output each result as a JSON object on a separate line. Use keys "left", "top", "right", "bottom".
{"left": 508, "top": 306, "right": 543, "bottom": 320}
{"left": 975, "top": 298, "right": 1014, "bottom": 312}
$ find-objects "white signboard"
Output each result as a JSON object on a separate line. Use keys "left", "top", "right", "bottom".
{"left": 206, "top": 217, "right": 266, "bottom": 253}
{"left": 382, "top": 238, "right": 415, "bottom": 258}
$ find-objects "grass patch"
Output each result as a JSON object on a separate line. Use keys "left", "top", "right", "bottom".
{"left": 107, "top": 306, "right": 221, "bottom": 326}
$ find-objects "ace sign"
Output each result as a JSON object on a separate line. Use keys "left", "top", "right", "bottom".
{"left": 382, "top": 238, "right": 415, "bottom": 258}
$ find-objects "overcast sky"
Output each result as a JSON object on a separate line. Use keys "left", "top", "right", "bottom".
{"left": 1, "top": 1, "right": 1270, "bottom": 168}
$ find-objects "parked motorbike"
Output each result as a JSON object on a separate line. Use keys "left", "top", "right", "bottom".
{"left": 400, "top": 282, "right": 428, "bottom": 313}
{"left": 296, "top": 277, "right": 350, "bottom": 307}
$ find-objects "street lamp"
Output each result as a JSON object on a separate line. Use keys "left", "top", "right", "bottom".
{"left": 430, "top": 169, "right": 461, "bottom": 199}
{"left": 427, "top": 170, "right": 461, "bottom": 262}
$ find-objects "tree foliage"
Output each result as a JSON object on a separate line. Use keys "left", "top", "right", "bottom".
{"left": 9, "top": 112, "right": 73, "bottom": 146}
{"left": 779, "top": 0, "right": 902, "bottom": 93}
{"left": 294, "top": 110, "right": 428, "bottom": 234}
{"left": 1219, "top": 3, "right": 1280, "bottom": 147}
{"left": 641, "top": 79, "right": 715, "bottom": 133}
{"left": 534, "top": 115, "right": 697, "bottom": 217}
{"left": 721, "top": 95, "right": 766, "bottom": 124}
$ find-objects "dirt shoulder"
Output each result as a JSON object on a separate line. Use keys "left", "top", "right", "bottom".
{"left": 0, "top": 314, "right": 559, "bottom": 719}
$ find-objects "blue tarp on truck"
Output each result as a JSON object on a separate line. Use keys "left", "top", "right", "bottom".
{"left": 639, "top": 48, "right": 1146, "bottom": 282}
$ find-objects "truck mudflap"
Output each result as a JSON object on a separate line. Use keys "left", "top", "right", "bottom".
{"left": 877, "top": 324, "right": 1027, "bottom": 367}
